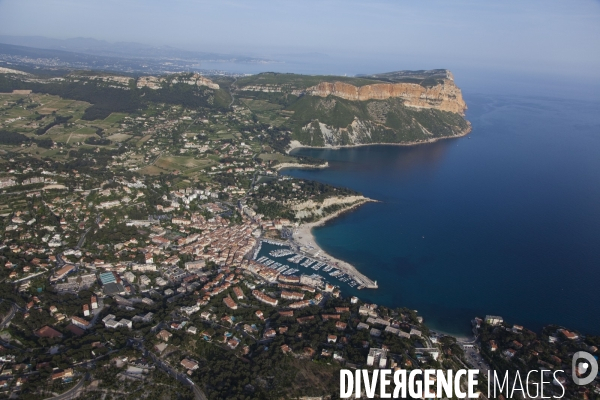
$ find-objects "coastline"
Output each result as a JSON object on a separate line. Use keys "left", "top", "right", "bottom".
{"left": 290, "top": 198, "right": 379, "bottom": 289}
{"left": 286, "top": 123, "right": 472, "bottom": 154}
{"left": 273, "top": 161, "right": 329, "bottom": 171}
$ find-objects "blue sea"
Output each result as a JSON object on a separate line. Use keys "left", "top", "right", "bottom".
{"left": 282, "top": 93, "right": 600, "bottom": 336}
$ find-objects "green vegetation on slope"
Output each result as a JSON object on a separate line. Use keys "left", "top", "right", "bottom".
{"left": 285, "top": 96, "right": 470, "bottom": 146}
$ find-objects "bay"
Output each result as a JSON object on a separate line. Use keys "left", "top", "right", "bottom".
{"left": 284, "top": 92, "right": 600, "bottom": 336}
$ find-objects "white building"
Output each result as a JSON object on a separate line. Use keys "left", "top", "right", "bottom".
{"left": 366, "top": 348, "right": 388, "bottom": 368}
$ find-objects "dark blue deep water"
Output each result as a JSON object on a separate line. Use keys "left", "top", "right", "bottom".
{"left": 285, "top": 93, "right": 600, "bottom": 336}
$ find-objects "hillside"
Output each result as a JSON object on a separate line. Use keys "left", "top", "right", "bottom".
{"left": 234, "top": 70, "right": 470, "bottom": 148}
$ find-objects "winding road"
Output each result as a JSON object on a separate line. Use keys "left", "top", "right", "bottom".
{"left": 228, "top": 77, "right": 238, "bottom": 109}
{"left": 44, "top": 373, "right": 89, "bottom": 400}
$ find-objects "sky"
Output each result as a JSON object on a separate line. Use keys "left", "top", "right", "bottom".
{"left": 0, "top": 0, "right": 599, "bottom": 92}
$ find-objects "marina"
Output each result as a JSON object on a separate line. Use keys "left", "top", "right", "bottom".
{"left": 253, "top": 240, "right": 366, "bottom": 290}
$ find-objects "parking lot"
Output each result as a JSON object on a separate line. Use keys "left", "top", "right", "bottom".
{"left": 464, "top": 346, "right": 491, "bottom": 375}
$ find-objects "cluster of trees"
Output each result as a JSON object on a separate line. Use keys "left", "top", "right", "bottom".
{"left": 256, "top": 179, "right": 358, "bottom": 203}
{"left": 84, "top": 136, "right": 111, "bottom": 145}
{"left": 35, "top": 115, "right": 72, "bottom": 135}
{"left": 88, "top": 223, "right": 140, "bottom": 245}
{"left": 0, "top": 129, "right": 54, "bottom": 148}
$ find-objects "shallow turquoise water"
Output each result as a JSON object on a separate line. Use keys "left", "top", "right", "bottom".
{"left": 284, "top": 93, "right": 600, "bottom": 336}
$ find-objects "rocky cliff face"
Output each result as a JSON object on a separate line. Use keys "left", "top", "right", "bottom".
{"left": 304, "top": 80, "right": 466, "bottom": 115}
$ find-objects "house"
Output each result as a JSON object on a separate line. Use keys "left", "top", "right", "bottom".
{"left": 200, "top": 311, "right": 212, "bottom": 320}
{"left": 327, "top": 335, "right": 337, "bottom": 343}
{"left": 504, "top": 349, "right": 517, "bottom": 358}
{"left": 157, "top": 330, "right": 173, "bottom": 342}
{"left": 90, "top": 296, "right": 98, "bottom": 309}
{"left": 357, "top": 322, "right": 370, "bottom": 330}
{"left": 83, "top": 304, "right": 90, "bottom": 317}
{"left": 409, "top": 328, "right": 422, "bottom": 337}
{"left": 105, "top": 319, "right": 121, "bottom": 329}
{"left": 304, "top": 347, "right": 316, "bottom": 358}
{"left": 336, "top": 321, "right": 347, "bottom": 331}
{"left": 71, "top": 316, "right": 90, "bottom": 330}
{"left": 187, "top": 326, "right": 198, "bottom": 335}
{"left": 255, "top": 310, "right": 264, "bottom": 320}
{"left": 281, "top": 344, "right": 292, "bottom": 354}
{"left": 185, "top": 260, "right": 205, "bottom": 271}
{"left": 232, "top": 286, "right": 244, "bottom": 300}
{"left": 289, "top": 300, "right": 310, "bottom": 309}
{"left": 415, "top": 348, "right": 440, "bottom": 361}
{"left": 489, "top": 340, "right": 498, "bottom": 351}
{"left": 223, "top": 295, "right": 238, "bottom": 310}
{"left": 51, "top": 264, "right": 75, "bottom": 281}
{"left": 51, "top": 368, "right": 74, "bottom": 381}
{"left": 119, "top": 318, "right": 132, "bottom": 329}
{"left": 384, "top": 326, "right": 399, "bottom": 335}
{"left": 370, "top": 328, "right": 382, "bottom": 337}
{"left": 485, "top": 315, "right": 503, "bottom": 326}
{"left": 35, "top": 326, "right": 62, "bottom": 338}
{"left": 263, "top": 329, "right": 276, "bottom": 339}
{"left": 559, "top": 329, "right": 579, "bottom": 340}
{"left": 102, "top": 314, "right": 116, "bottom": 324}
{"left": 252, "top": 290, "right": 278, "bottom": 306}
{"left": 367, "top": 348, "right": 388, "bottom": 368}
{"left": 180, "top": 358, "right": 199, "bottom": 371}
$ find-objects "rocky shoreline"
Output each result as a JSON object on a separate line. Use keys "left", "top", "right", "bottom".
{"left": 286, "top": 123, "right": 472, "bottom": 154}
{"left": 273, "top": 162, "right": 329, "bottom": 171}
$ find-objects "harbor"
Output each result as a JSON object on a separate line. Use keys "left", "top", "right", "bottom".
{"left": 253, "top": 238, "right": 378, "bottom": 291}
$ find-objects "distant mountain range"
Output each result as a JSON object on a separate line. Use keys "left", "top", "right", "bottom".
{"left": 0, "top": 35, "right": 268, "bottom": 63}
{"left": 0, "top": 36, "right": 278, "bottom": 76}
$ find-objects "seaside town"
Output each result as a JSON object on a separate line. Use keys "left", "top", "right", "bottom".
{"left": 0, "top": 68, "right": 598, "bottom": 399}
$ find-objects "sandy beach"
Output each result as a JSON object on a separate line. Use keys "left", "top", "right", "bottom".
{"left": 290, "top": 198, "right": 379, "bottom": 289}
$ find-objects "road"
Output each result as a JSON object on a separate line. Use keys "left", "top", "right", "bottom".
{"left": 45, "top": 373, "right": 89, "bottom": 400}
{"left": 228, "top": 77, "right": 238, "bottom": 109}
{"left": 463, "top": 346, "right": 491, "bottom": 375}
{"left": 130, "top": 340, "right": 207, "bottom": 400}
{"left": 76, "top": 226, "right": 92, "bottom": 249}
{"left": 12, "top": 271, "right": 47, "bottom": 283}
{"left": 0, "top": 302, "right": 18, "bottom": 329}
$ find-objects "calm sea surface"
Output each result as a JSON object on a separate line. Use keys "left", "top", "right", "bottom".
{"left": 285, "top": 93, "right": 600, "bottom": 336}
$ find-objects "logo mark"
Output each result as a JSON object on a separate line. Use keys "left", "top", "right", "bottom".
{"left": 572, "top": 351, "right": 598, "bottom": 386}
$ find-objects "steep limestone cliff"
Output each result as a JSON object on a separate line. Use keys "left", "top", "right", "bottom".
{"left": 303, "top": 80, "right": 466, "bottom": 115}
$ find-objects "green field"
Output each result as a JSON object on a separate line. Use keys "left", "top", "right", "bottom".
{"left": 102, "top": 112, "right": 127, "bottom": 124}
{"left": 240, "top": 98, "right": 283, "bottom": 112}
{"left": 106, "top": 133, "right": 132, "bottom": 142}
